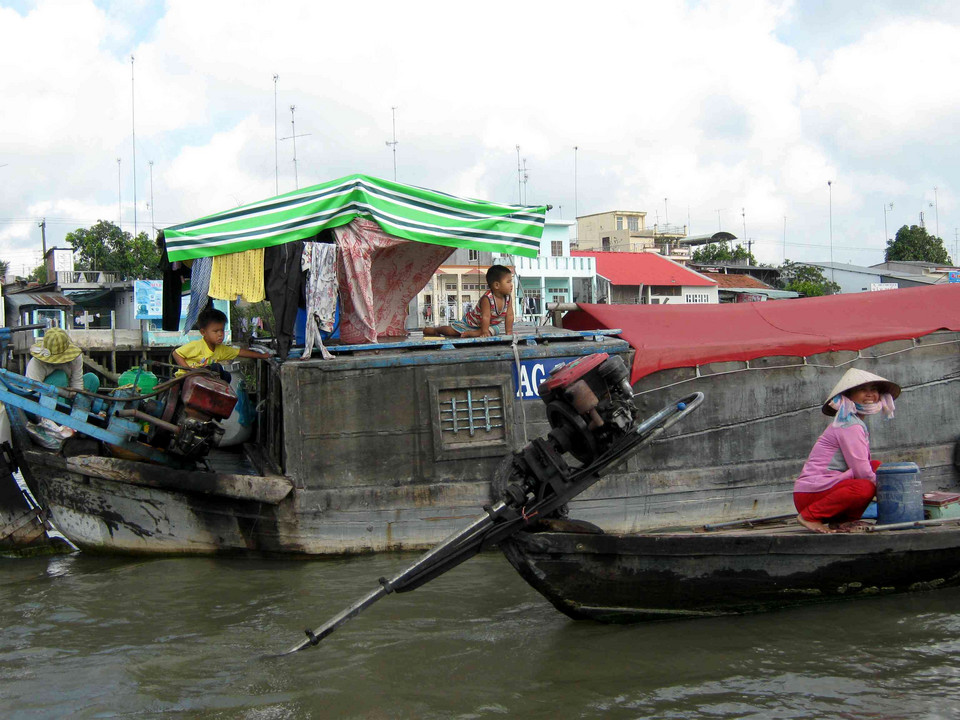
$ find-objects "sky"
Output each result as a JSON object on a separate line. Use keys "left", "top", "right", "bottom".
{"left": 2, "top": 0, "right": 960, "bottom": 276}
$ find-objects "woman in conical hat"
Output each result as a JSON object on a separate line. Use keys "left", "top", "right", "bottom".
{"left": 25, "top": 328, "right": 84, "bottom": 390}
{"left": 794, "top": 368, "right": 900, "bottom": 534}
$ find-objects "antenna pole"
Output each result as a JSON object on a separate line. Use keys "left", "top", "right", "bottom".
{"left": 516, "top": 145, "right": 522, "bottom": 205}
{"left": 273, "top": 74, "right": 279, "bottom": 195}
{"left": 385, "top": 106, "right": 399, "bottom": 181}
{"left": 290, "top": 105, "right": 299, "bottom": 190}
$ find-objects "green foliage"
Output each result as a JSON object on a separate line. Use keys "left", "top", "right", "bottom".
{"left": 885, "top": 225, "right": 952, "bottom": 264}
{"left": 692, "top": 242, "right": 758, "bottom": 266}
{"left": 0, "top": 259, "right": 9, "bottom": 278}
{"left": 27, "top": 263, "right": 47, "bottom": 283}
{"left": 777, "top": 260, "right": 840, "bottom": 297}
{"left": 65, "top": 220, "right": 161, "bottom": 279}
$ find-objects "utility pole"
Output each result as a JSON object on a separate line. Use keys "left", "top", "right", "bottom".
{"left": 783, "top": 216, "right": 787, "bottom": 263}
{"left": 516, "top": 145, "right": 522, "bottom": 204}
{"left": 273, "top": 74, "right": 279, "bottom": 195}
{"left": 149, "top": 160, "right": 155, "bottom": 238}
{"left": 573, "top": 146, "right": 578, "bottom": 217}
{"left": 131, "top": 55, "right": 137, "bottom": 237}
{"left": 828, "top": 181, "right": 835, "bottom": 284}
{"left": 741, "top": 207, "right": 746, "bottom": 249}
{"left": 934, "top": 186, "right": 940, "bottom": 238}
{"left": 716, "top": 209, "right": 722, "bottom": 231}
{"left": 117, "top": 157, "right": 122, "bottom": 229}
{"left": 883, "top": 202, "right": 893, "bottom": 243}
{"left": 664, "top": 198, "right": 668, "bottom": 225}
{"left": 385, "top": 106, "right": 398, "bottom": 181}
{"left": 39, "top": 218, "right": 47, "bottom": 258}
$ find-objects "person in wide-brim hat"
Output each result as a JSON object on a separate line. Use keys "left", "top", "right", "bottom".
{"left": 25, "top": 328, "right": 84, "bottom": 390}
{"left": 794, "top": 368, "right": 900, "bottom": 534}
{"left": 821, "top": 368, "right": 901, "bottom": 416}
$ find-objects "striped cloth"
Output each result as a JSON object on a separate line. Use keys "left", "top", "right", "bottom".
{"left": 163, "top": 174, "right": 546, "bottom": 262}
{"left": 181, "top": 256, "right": 212, "bottom": 332}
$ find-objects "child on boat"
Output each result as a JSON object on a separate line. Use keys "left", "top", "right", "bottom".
{"left": 424, "top": 264, "right": 514, "bottom": 338}
{"left": 794, "top": 368, "right": 899, "bottom": 534}
{"left": 173, "top": 308, "right": 271, "bottom": 378}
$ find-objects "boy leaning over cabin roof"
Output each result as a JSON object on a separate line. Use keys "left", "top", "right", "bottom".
{"left": 424, "top": 265, "right": 514, "bottom": 339}
{"left": 173, "top": 308, "right": 272, "bottom": 381}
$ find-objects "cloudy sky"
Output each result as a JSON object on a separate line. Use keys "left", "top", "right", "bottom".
{"left": 2, "top": 0, "right": 959, "bottom": 276}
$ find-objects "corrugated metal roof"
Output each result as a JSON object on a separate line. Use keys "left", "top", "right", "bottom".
{"left": 4, "top": 293, "right": 74, "bottom": 310}
{"left": 572, "top": 251, "right": 716, "bottom": 287}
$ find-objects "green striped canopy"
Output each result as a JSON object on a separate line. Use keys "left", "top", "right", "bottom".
{"left": 164, "top": 173, "right": 547, "bottom": 262}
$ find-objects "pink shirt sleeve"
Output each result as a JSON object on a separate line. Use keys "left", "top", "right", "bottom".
{"left": 836, "top": 424, "right": 875, "bottom": 482}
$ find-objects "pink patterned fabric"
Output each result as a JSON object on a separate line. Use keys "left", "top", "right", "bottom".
{"left": 333, "top": 218, "right": 452, "bottom": 344}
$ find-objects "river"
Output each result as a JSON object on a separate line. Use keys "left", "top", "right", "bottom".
{"left": 2, "top": 550, "right": 960, "bottom": 719}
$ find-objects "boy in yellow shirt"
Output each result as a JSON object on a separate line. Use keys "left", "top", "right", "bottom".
{"left": 173, "top": 308, "right": 271, "bottom": 377}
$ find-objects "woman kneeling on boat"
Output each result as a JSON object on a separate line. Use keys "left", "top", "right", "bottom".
{"left": 794, "top": 368, "right": 900, "bottom": 534}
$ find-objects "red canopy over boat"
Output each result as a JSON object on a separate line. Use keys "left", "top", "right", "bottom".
{"left": 562, "top": 284, "right": 960, "bottom": 383}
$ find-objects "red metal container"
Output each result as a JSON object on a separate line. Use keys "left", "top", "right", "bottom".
{"left": 180, "top": 375, "right": 238, "bottom": 420}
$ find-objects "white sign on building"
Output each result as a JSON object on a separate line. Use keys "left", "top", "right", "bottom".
{"left": 869, "top": 283, "right": 899, "bottom": 292}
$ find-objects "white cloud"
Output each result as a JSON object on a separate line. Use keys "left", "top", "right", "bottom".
{"left": 1, "top": 0, "right": 958, "bottom": 273}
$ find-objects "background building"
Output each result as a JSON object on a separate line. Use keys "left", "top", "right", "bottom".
{"left": 575, "top": 210, "right": 689, "bottom": 262}
{"left": 573, "top": 250, "right": 718, "bottom": 304}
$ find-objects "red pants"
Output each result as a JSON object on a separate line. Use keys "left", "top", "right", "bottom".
{"left": 794, "top": 478, "right": 877, "bottom": 522}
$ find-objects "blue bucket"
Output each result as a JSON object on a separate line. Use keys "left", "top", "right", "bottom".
{"left": 875, "top": 462, "right": 923, "bottom": 525}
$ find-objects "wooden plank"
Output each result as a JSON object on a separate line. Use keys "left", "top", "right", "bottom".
{"left": 24, "top": 451, "right": 293, "bottom": 505}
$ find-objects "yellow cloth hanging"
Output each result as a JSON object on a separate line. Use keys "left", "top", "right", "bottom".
{"left": 208, "top": 248, "right": 265, "bottom": 302}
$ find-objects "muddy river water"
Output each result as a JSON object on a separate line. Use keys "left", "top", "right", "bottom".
{"left": 3, "top": 550, "right": 960, "bottom": 719}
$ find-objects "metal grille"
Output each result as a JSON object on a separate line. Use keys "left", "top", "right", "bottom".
{"left": 439, "top": 388, "right": 504, "bottom": 439}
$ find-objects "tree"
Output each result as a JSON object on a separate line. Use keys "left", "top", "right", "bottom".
{"left": 777, "top": 260, "right": 840, "bottom": 297}
{"left": 65, "top": 220, "right": 161, "bottom": 279}
{"left": 692, "top": 242, "right": 758, "bottom": 266}
{"left": 885, "top": 225, "right": 952, "bottom": 264}
{"left": 27, "top": 263, "right": 48, "bottom": 283}
{"left": 0, "top": 259, "right": 9, "bottom": 279}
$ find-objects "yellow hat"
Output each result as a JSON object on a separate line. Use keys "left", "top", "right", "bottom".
{"left": 822, "top": 368, "right": 900, "bottom": 416}
{"left": 29, "top": 328, "right": 82, "bottom": 364}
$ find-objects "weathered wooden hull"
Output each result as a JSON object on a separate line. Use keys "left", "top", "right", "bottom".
{"left": 501, "top": 525, "right": 960, "bottom": 622}
{"left": 18, "top": 329, "right": 960, "bottom": 556}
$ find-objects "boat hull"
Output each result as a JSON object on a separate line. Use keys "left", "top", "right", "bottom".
{"left": 17, "top": 328, "right": 960, "bottom": 556}
{"left": 501, "top": 526, "right": 960, "bottom": 622}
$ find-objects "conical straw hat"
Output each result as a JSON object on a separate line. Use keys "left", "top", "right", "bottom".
{"left": 822, "top": 368, "right": 901, "bottom": 415}
{"left": 29, "top": 328, "right": 82, "bottom": 364}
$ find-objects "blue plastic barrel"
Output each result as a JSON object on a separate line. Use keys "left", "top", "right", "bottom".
{"left": 875, "top": 462, "right": 923, "bottom": 525}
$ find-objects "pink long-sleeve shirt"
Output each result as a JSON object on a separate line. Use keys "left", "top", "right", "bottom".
{"left": 794, "top": 417, "right": 875, "bottom": 494}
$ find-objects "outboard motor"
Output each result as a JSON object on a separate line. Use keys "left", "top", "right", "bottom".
{"left": 537, "top": 353, "right": 637, "bottom": 464}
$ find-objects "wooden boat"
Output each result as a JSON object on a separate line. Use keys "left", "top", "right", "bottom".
{"left": 3, "top": 328, "right": 633, "bottom": 555}
{"left": 500, "top": 515, "right": 960, "bottom": 621}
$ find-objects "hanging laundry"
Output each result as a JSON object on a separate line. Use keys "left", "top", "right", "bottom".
{"left": 264, "top": 241, "right": 305, "bottom": 361}
{"left": 182, "top": 256, "right": 213, "bottom": 332}
{"left": 301, "top": 242, "right": 338, "bottom": 360}
{"left": 209, "top": 248, "right": 266, "bottom": 302}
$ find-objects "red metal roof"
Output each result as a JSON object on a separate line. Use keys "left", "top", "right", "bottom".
{"left": 699, "top": 272, "right": 772, "bottom": 289}
{"left": 571, "top": 251, "right": 716, "bottom": 287}
{"left": 562, "top": 284, "right": 960, "bottom": 383}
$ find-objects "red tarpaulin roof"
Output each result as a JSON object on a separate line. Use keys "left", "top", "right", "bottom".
{"left": 571, "top": 250, "right": 716, "bottom": 287}
{"left": 562, "top": 284, "right": 960, "bottom": 383}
